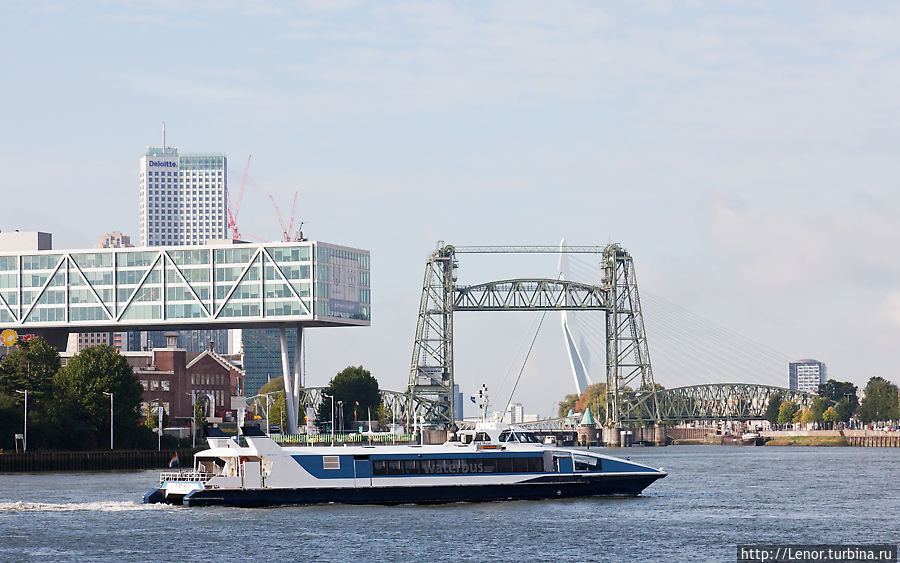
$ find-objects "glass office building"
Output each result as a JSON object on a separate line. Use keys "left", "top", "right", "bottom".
{"left": 0, "top": 241, "right": 370, "bottom": 331}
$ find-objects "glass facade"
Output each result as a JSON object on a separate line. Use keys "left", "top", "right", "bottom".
{"left": 240, "top": 327, "right": 298, "bottom": 396}
{"left": 0, "top": 242, "right": 370, "bottom": 330}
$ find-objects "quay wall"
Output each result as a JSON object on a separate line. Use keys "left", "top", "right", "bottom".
{"left": 0, "top": 448, "right": 198, "bottom": 473}
{"left": 842, "top": 430, "right": 900, "bottom": 448}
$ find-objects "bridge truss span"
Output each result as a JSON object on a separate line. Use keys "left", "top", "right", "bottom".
{"left": 455, "top": 279, "right": 607, "bottom": 311}
{"left": 643, "top": 383, "right": 817, "bottom": 422}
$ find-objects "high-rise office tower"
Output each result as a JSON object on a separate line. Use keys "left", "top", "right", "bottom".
{"left": 789, "top": 359, "right": 827, "bottom": 393}
{"left": 137, "top": 144, "right": 229, "bottom": 353}
{"left": 139, "top": 147, "right": 227, "bottom": 246}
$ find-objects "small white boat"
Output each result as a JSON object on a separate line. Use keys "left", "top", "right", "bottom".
{"left": 144, "top": 422, "right": 666, "bottom": 507}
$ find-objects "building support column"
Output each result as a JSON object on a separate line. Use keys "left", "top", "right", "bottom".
{"left": 280, "top": 327, "right": 298, "bottom": 434}
{"left": 293, "top": 325, "right": 303, "bottom": 431}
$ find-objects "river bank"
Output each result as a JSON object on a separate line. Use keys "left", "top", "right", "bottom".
{"left": 0, "top": 448, "right": 199, "bottom": 472}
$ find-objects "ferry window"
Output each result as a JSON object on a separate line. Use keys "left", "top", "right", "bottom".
{"left": 474, "top": 432, "right": 491, "bottom": 442}
{"left": 515, "top": 432, "right": 539, "bottom": 443}
{"left": 402, "top": 460, "right": 419, "bottom": 475}
{"left": 573, "top": 455, "right": 601, "bottom": 472}
{"left": 498, "top": 431, "right": 510, "bottom": 442}
{"left": 323, "top": 456, "right": 340, "bottom": 470}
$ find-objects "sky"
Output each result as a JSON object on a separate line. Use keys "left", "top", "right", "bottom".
{"left": 3, "top": 1, "right": 900, "bottom": 417}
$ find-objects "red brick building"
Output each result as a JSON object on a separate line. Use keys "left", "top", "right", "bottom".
{"left": 133, "top": 332, "right": 243, "bottom": 426}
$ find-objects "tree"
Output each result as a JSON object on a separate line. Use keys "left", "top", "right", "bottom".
{"left": 818, "top": 379, "right": 858, "bottom": 414}
{"left": 557, "top": 394, "right": 579, "bottom": 418}
{"left": 194, "top": 398, "right": 208, "bottom": 431}
{"left": 257, "top": 377, "right": 287, "bottom": 429}
{"left": 822, "top": 406, "right": 838, "bottom": 427}
{"left": 835, "top": 397, "right": 855, "bottom": 423}
{"left": 765, "top": 392, "right": 783, "bottom": 425}
{"left": 800, "top": 407, "right": 815, "bottom": 425}
{"left": 0, "top": 336, "right": 61, "bottom": 411}
{"left": 316, "top": 366, "right": 381, "bottom": 431}
{"left": 777, "top": 401, "right": 798, "bottom": 425}
{"left": 857, "top": 376, "right": 900, "bottom": 424}
{"left": 810, "top": 397, "right": 830, "bottom": 424}
{"left": 574, "top": 383, "right": 606, "bottom": 423}
{"left": 54, "top": 345, "right": 146, "bottom": 449}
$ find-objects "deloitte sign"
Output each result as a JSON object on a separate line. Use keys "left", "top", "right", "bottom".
{"left": 148, "top": 160, "right": 177, "bottom": 168}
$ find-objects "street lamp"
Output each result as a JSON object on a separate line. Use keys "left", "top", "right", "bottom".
{"left": 102, "top": 392, "right": 113, "bottom": 450}
{"left": 14, "top": 389, "right": 27, "bottom": 452}
{"left": 337, "top": 400, "right": 343, "bottom": 434}
{"left": 323, "top": 393, "right": 334, "bottom": 447}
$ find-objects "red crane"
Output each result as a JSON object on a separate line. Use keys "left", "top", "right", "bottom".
{"left": 268, "top": 191, "right": 301, "bottom": 242}
{"left": 227, "top": 155, "right": 252, "bottom": 241}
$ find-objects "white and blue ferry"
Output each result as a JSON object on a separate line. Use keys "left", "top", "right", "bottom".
{"left": 143, "top": 423, "right": 666, "bottom": 507}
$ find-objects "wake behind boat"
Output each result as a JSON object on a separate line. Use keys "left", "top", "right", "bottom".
{"left": 143, "top": 423, "right": 666, "bottom": 507}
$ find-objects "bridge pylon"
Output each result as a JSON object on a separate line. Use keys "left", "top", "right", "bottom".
{"left": 603, "top": 244, "right": 661, "bottom": 426}
{"left": 405, "top": 244, "right": 456, "bottom": 426}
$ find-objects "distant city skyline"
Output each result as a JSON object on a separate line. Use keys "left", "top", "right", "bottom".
{"left": 4, "top": 2, "right": 900, "bottom": 415}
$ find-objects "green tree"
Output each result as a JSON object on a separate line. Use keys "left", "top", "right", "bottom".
{"left": 194, "top": 398, "right": 208, "bottom": 430}
{"left": 810, "top": 397, "right": 830, "bottom": 424}
{"left": 145, "top": 402, "right": 169, "bottom": 430}
{"left": 800, "top": 407, "right": 815, "bottom": 425}
{"left": 777, "top": 401, "right": 798, "bottom": 425}
{"left": 835, "top": 397, "right": 855, "bottom": 423}
{"left": 818, "top": 379, "right": 858, "bottom": 414}
{"left": 257, "top": 376, "right": 288, "bottom": 429}
{"left": 557, "top": 394, "right": 579, "bottom": 418}
{"left": 857, "top": 376, "right": 900, "bottom": 423}
{"left": 0, "top": 336, "right": 61, "bottom": 411}
{"left": 765, "top": 392, "right": 783, "bottom": 425}
{"left": 574, "top": 383, "right": 607, "bottom": 423}
{"left": 316, "top": 366, "right": 381, "bottom": 431}
{"left": 822, "top": 406, "right": 838, "bottom": 427}
{"left": 0, "top": 337, "right": 62, "bottom": 449}
{"left": 54, "top": 345, "right": 146, "bottom": 449}
{"left": 0, "top": 392, "right": 23, "bottom": 450}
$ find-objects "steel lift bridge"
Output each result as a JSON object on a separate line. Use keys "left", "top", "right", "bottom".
{"left": 405, "top": 243, "right": 661, "bottom": 428}
{"left": 402, "top": 243, "right": 818, "bottom": 429}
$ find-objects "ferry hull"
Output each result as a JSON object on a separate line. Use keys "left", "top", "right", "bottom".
{"left": 178, "top": 474, "right": 664, "bottom": 508}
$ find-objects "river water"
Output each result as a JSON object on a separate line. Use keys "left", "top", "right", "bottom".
{"left": 0, "top": 446, "right": 897, "bottom": 562}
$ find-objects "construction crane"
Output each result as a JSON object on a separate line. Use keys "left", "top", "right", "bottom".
{"left": 268, "top": 191, "right": 303, "bottom": 242}
{"left": 227, "top": 154, "right": 252, "bottom": 241}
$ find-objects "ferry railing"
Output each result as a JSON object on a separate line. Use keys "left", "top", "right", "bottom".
{"left": 159, "top": 470, "right": 213, "bottom": 483}
{"left": 271, "top": 433, "right": 417, "bottom": 445}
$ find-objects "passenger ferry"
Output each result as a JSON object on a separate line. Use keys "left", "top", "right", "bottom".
{"left": 143, "top": 423, "right": 666, "bottom": 507}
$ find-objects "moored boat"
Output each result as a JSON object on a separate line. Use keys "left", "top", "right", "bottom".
{"left": 143, "top": 423, "right": 666, "bottom": 507}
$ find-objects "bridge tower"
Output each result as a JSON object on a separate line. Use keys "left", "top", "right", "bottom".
{"left": 406, "top": 244, "right": 457, "bottom": 425}
{"left": 602, "top": 244, "right": 661, "bottom": 426}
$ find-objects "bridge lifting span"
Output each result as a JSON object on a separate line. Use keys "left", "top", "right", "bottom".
{"left": 405, "top": 243, "right": 662, "bottom": 427}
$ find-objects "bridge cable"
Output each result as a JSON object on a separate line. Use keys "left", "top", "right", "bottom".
{"left": 502, "top": 306, "right": 551, "bottom": 421}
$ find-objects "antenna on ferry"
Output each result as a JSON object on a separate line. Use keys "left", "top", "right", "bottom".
{"left": 477, "top": 384, "right": 489, "bottom": 423}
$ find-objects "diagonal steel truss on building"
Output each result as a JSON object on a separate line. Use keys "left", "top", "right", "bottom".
{"left": 405, "top": 243, "right": 662, "bottom": 427}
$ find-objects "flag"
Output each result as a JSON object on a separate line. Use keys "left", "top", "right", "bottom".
{"left": 169, "top": 452, "right": 179, "bottom": 468}
{"left": 470, "top": 396, "right": 476, "bottom": 404}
